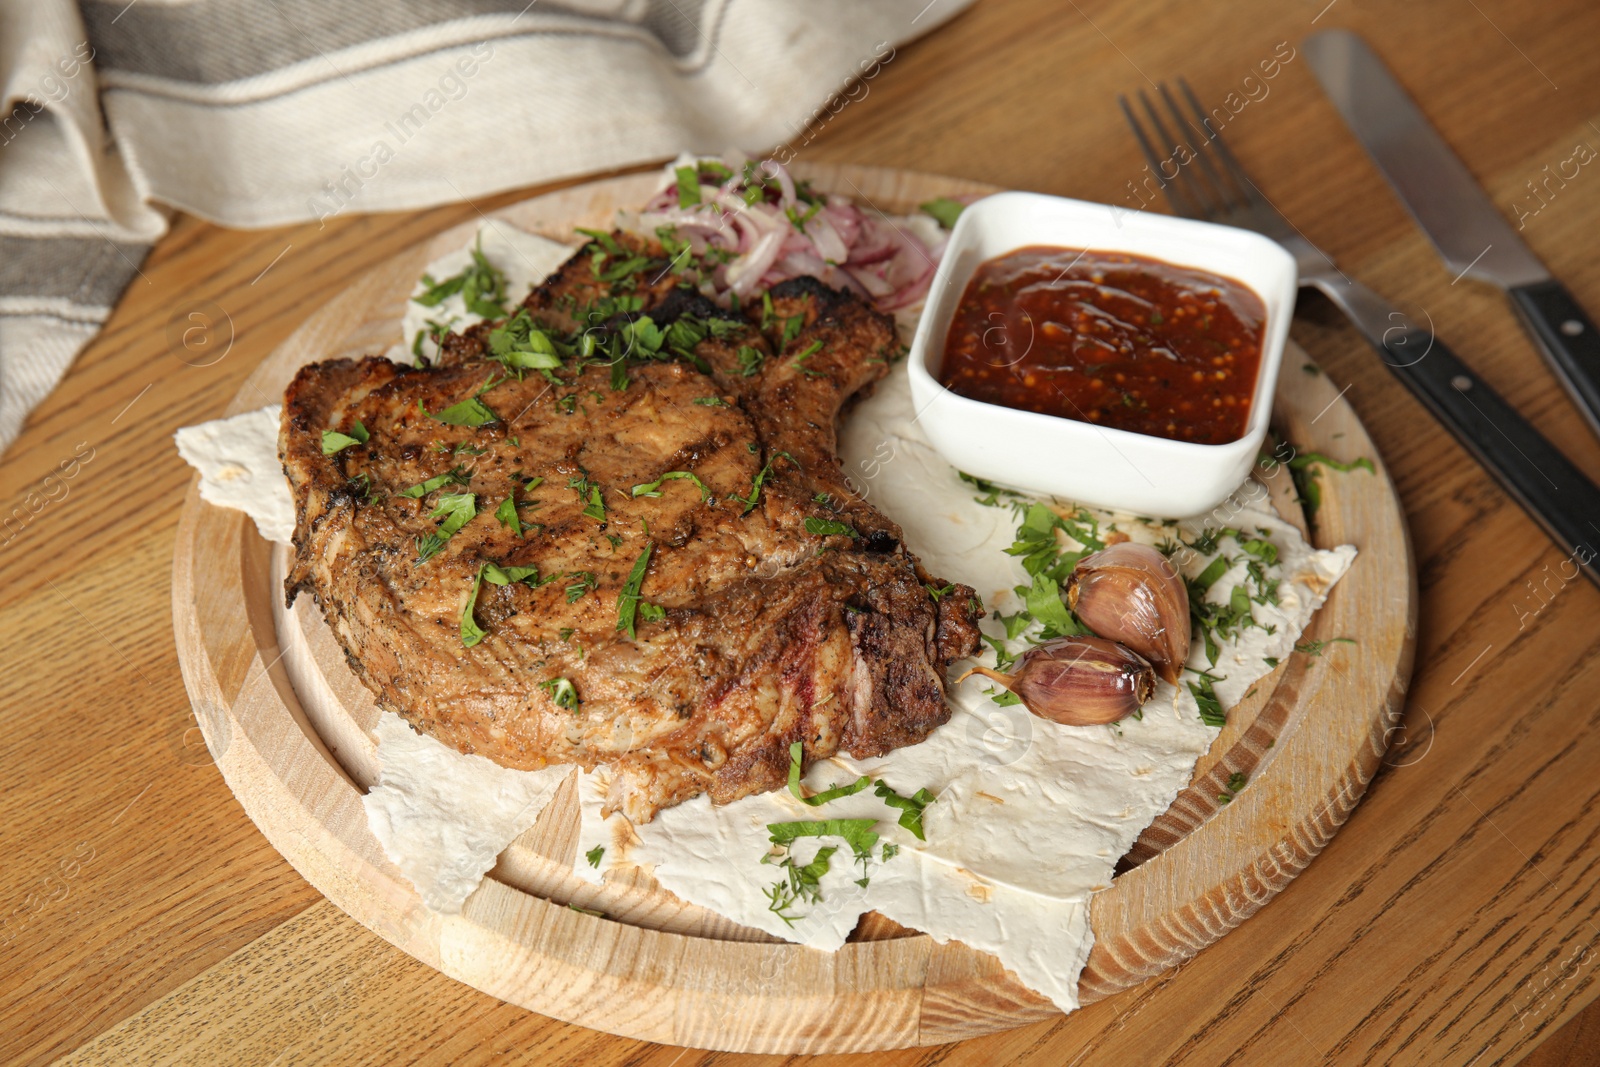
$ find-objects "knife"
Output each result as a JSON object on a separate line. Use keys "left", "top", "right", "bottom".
{"left": 1304, "top": 29, "right": 1600, "bottom": 440}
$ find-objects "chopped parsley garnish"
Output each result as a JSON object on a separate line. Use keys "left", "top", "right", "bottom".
{"left": 958, "top": 471, "right": 1019, "bottom": 507}
{"left": 674, "top": 165, "right": 702, "bottom": 207}
{"left": 585, "top": 845, "right": 605, "bottom": 867}
{"left": 420, "top": 395, "right": 499, "bottom": 428}
{"left": 1287, "top": 449, "right": 1376, "bottom": 513}
{"left": 564, "top": 571, "right": 598, "bottom": 603}
{"left": 615, "top": 543, "right": 654, "bottom": 639}
{"left": 1005, "top": 502, "right": 1101, "bottom": 580}
{"left": 486, "top": 309, "right": 564, "bottom": 374}
{"left": 1295, "top": 636, "right": 1356, "bottom": 657}
{"left": 736, "top": 344, "right": 766, "bottom": 377}
{"left": 460, "top": 564, "right": 490, "bottom": 647}
{"left": 1218, "top": 770, "right": 1249, "bottom": 804}
{"left": 768, "top": 819, "right": 880, "bottom": 858}
{"left": 925, "top": 583, "right": 955, "bottom": 602}
{"left": 481, "top": 561, "right": 556, "bottom": 587}
{"left": 805, "top": 517, "right": 858, "bottom": 538}
{"left": 979, "top": 632, "right": 1017, "bottom": 671}
{"left": 631, "top": 471, "right": 711, "bottom": 501}
{"left": 760, "top": 816, "right": 881, "bottom": 924}
{"left": 1189, "top": 674, "right": 1226, "bottom": 728}
{"left": 1019, "top": 572, "right": 1089, "bottom": 639}
{"left": 540, "top": 676, "right": 580, "bottom": 711}
{"left": 321, "top": 421, "right": 369, "bottom": 455}
{"left": 734, "top": 451, "right": 795, "bottom": 514}
{"left": 494, "top": 493, "right": 523, "bottom": 536}
{"left": 919, "top": 197, "right": 966, "bottom": 228}
{"left": 873, "top": 781, "right": 935, "bottom": 840}
{"left": 569, "top": 475, "right": 606, "bottom": 522}
{"left": 1183, "top": 527, "right": 1283, "bottom": 665}
{"left": 762, "top": 845, "right": 836, "bottom": 926}
{"left": 782, "top": 314, "right": 805, "bottom": 346}
{"left": 785, "top": 742, "right": 870, "bottom": 806}
{"left": 414, "top": 236, "right": 509, "bottom": 319}
{"left": 416, "top": 492, "right": 475, "bottom": 562}
{"left": 881, "top": 843, "right": 900, "bottom": 861}
{"left": 398, "top": 466, "right": 468, "bottom": 498}
{"left": 788, "top": 339, "right": 824, "bottom": 377}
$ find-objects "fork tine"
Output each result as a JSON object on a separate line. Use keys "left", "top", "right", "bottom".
{"left": 1157, "top": 82, "right": 1238, "bottom": 213}
{"left": 1175, "top": 78, "right": 1262, "bottom": 208}
{"left": 1137, "top": 87, "right": 1221, "bottom": 218}
{"left": 1118, "top": 93, "right": 1204, "bottom": 220}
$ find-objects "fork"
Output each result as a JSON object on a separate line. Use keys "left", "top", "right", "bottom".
{"left": 1122, "top": 80, "right": 1600, "bottom": 585}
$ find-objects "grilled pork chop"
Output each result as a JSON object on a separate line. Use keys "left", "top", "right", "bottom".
{"left": 281, "top": 233, "right": 982, "bottom": 822}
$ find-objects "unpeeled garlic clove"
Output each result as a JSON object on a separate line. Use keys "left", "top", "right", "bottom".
{"left": 1066, "top": 542, "right": 1191, "bottom": 684}
{"left": 962, "top": 636, "right": 1156, "bottom": 726}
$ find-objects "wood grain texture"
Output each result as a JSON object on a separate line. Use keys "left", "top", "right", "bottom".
{"left": 166, "top": 164, "right": 1408, "bottom": 1053}
{"left": 5, "top": 0, "right": 1600, "bottom": 1063}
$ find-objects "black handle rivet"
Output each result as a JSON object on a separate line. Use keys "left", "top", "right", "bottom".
{"left": 1561, "top": 319, "right": 1585, "bottom": 337}
{"left": 1452, "top": 375, "right": 1472, "bottom": 391}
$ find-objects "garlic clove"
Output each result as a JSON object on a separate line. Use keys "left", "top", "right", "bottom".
{"left": 1065, "top": 542, "right": 1191, "bottom": 684}
{"left": 962, "top": 636, "right": 1156, "bottom": 727}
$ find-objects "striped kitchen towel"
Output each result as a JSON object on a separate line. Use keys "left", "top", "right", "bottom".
{"left": 0, "top": 0, "right": 971, "bottom": 454}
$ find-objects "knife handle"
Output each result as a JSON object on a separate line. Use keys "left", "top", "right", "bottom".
{"left": 1375, "top": 326, "right": 1600, "bottom": 587}
{"left": 1508, "top": 280, "right": 1600, "bottom": 439}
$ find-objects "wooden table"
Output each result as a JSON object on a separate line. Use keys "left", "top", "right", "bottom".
{"left": 4, "top": 0, "right": 1600, "bottom": 1063}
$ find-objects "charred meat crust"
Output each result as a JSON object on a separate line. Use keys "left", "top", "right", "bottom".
{"left": 281, "top": 233, "right": 980, "bottom": 822}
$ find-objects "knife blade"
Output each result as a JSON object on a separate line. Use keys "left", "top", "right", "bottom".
{"left": 1305, "top": 28, "right": 1600, "bottom": 439}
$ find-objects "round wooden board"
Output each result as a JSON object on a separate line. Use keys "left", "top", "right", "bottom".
{"left": 171, "top": 164, "right": 1416, "bottom": 1053}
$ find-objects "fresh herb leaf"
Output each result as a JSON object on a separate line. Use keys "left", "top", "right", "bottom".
{"left": 460, "top": 564, "right": 490, "bottom": 647}
{"left": 481, "top": 561, "right": 553, "bottom": 587}
{"left": 734, "top": 451, "right": 795, "bottom": 514}
{"left": 805, "top": 517, "right": 859, "bottom": 538}
{"left": 615, "top": 544, "right": 654, "bottom": 639}
{"left": 494, "top": 493, "right": 523, "bottom": 536}
{"left": 416, "top": 492, "right": 476, "bottom": 562}
{"left": 925, "top": 583, "right": 955, "bottom": 602}
{"left": 1295, "top": 636, "right": 1356, "bottom": 657}
{"left": 881, "top": 843, "right": 900, "bottom": 861}
{"left": 1020, "top": 573, "right": 1088, "bottom": 638}
{"left": 321, "top": 421, "right": 370, "bottom": 455}
{"left": 585, "top": 845, "right": 605, "bottom": 867}
{"left": 413, "top": 236, "right": 509, "bottom": 320}
{"left": 873, "top": 781, "right": 935, "bottom": 841}
{"left": 398, "top": 466, "right": 468, "bottom": 498}
{"left": 675, "top": 164, "right": 702, "bottom": 207}
{"left": 767, "top": 819, "right": 879, "bottom": 860}
{"left": 693, "top": 396, "right": 730, "bottom": 406}
{"left": 1189, "top": 675, "right": 1226, "bottom": 728}
{"left": 421, "top": 395, "right": 499, "bottom": 427}
{"left": 788, "top": 339, "right": 824, "bottom": 376}
{"left": 958, "top": 471, "right": 1018, "bottom": 507}
{"left": 736, "top": 344, "right": 765, "bottom": 377}
{"left": 582, "top": 486, "right": 605, "bottom": 522}
{"left": 540, "top": 676, "right": 580, "bottom": 711}
{"left": 631, "top": 471, "right": 711, "bottom": 501}
{"left": 638, "top": 602, "right": 666, "bottom": 623}
{"left": 564, "top": 571, "right": 598, "bottom": 603}
{"left": 919, "top": 197, "right": 966, "bottom": 228}
{"left": 785, "top": 741, "right": 871, "bottom": 806}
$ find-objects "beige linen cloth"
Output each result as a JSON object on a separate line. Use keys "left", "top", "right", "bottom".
{"left": 0, "top": 0, "right": 971, "bottom": 454}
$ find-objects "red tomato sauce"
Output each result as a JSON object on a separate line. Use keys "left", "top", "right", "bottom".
{"left": 939, "top": 247, "right": 1266, "bottom": 445}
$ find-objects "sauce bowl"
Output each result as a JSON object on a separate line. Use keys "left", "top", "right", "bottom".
{"left": 907, "top": 191, "right": 1298, "bottom": 518}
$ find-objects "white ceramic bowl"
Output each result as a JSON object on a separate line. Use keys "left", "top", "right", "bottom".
{"left": 907, "top": 191, "right": 1298, "bottom": 519}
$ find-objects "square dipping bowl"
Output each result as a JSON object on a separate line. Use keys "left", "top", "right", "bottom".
{"left": 907, "top": 191, "right": 1298, "bottom": 519}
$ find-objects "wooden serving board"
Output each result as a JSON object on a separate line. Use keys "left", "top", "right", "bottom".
{"left": 171, "top": 164, "right": 1416, "bottom": 1053}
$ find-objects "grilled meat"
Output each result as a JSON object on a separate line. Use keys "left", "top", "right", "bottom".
{"left": 281, "top": 233, "right": 982, "bottom": 822}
